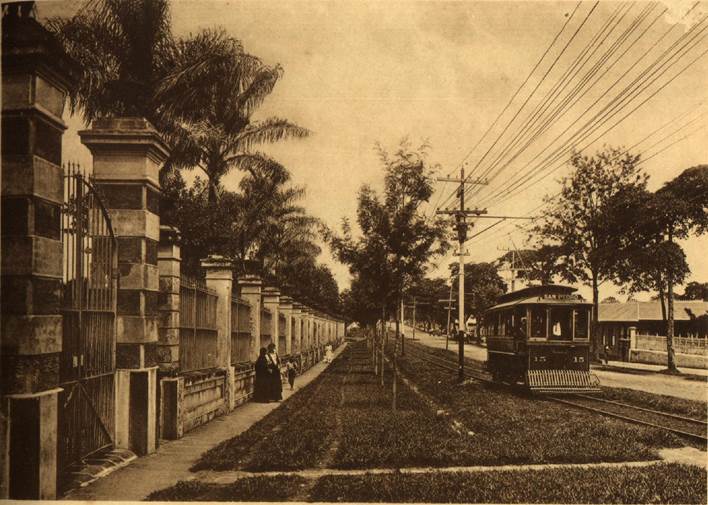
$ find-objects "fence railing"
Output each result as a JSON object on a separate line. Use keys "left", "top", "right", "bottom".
{"left": 636, "top": 334, "right": 708, "bottom": 356}
{"left": 231, "top": 297, "right": 252, "bottom": 365}
{"left": 179, "top": 276, "right": 219, "bottom": 372}
{"left": 261, "top": 307, "right": 273, "bottom": 349}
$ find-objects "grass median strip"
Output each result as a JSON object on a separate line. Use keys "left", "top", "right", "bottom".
{"left": 397, "top": 342, "right": 695, "bottom": 464}
{"left": 310, "top": 463, "right": 707, "bottom": 504}
{"left": 147, "top": 463, "right": 706, "bottom": 503}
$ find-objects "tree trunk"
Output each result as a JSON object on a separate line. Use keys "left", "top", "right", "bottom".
{"left": 666, "top": 229, "right": 679, "bottom": 373}
{"left": 657, "top": 276, "right": 667, "bottom": 333}
{"left": 381, "top": 305, "right": 386, "bottom": 387}
{"left": 591, "top": 273, "right": 600, "bottom": 361}
{"left": 393, "top": 303, "right": 400, "bottom": 410}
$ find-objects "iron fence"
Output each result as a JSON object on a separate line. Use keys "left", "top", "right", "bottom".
{"left": 231, "top": 297, "right": 252, "bottom": 364}
{"left": 179, "top": 276, "right": 218, "bottom": 372}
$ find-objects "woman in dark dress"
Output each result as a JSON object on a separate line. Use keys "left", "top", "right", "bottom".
{"left": 266, "top": 343, "right": 282, "bottom": 401}
{"left": 253, "top": 347, "right": 269, "bottom": 402}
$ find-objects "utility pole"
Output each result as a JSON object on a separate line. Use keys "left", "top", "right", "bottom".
{"left": 437, "top": 168, "right": 487, "bottom": 382}
{"left": 412, "top": 297, "right": 416, "bottom": 341}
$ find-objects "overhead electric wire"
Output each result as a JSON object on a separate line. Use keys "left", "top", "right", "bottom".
{"left": 477, "top": 14, "right": 708, "bottom": 207}
{"left": 461, "top": 2, "right": 702, "bottom": 210}
{"left": 474, "top": 2, "right": 638, "bottom": 188}
{"left": 434, "top": 1, "right": 600, "bottom": 213}
{"left": 464, "top": 108, "right": 707, "bottom": 245}
{"left": 473, "top": 2, "right": 661, "bottom": 197}
{"left": 425, "top": 0, "right": 584, "bottom": 221}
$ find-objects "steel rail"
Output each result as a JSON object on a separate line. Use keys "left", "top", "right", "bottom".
{"left": 573, "top": 394, "right": 708, "bottom": 427}
{"left": 548, "top": 396, "right": 708, "bottom": 443}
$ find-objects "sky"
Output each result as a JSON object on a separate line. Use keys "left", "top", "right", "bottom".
{"left": 40, "top": 0, "right": 708, "bottom": 302}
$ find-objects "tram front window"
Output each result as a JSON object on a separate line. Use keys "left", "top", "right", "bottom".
{"left": 549, "top": 307, "right": 572, "bottom": 340}
{"left": 530, "top": 307, "right": 546, "bottom": 338}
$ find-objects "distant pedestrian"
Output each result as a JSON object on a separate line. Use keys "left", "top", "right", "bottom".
{"left": 286, "top": 359, "right": 298, "bottom": 390}
{"left": 324, "top": 343, "right": 334, "bottom": 363}
{"left": 603, "top": 344, "right": 611, "bottom": 365}
{"left": 253, "top": 347, "right": 269, "bottom": 403}
{"left": 266, "top": 343, "right": 282, "bottom": 401}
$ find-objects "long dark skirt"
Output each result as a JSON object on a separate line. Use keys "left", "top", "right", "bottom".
{"left": 269, "top": 366, "right": 283, "bottom": 401}
{"left": 253, "top": 361, "right": 270, "bottom": 403}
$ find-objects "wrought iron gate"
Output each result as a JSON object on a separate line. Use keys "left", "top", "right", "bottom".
{"left": 59, "top": 164, "right": 117, "bottom": 480}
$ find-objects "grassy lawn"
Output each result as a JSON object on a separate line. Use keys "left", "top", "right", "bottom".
{"left": 148, "top": 464, "right": 707, "bottom": 503}
{"left": 194, "top": 339, "right": 695, "bottom": 474}
{"left": 310, "top": 464, "right": 707, "bottom": 504}
{"left": 396, "top": 342, "right": 691, "bottom": 464}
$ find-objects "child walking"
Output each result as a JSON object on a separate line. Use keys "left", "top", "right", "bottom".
{"left": 286, "top": 359, "right": 298, "bottom": 390}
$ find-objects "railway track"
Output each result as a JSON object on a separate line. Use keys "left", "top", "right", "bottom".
{"left": 394, "top": 339, "right": 708, "bottom": 443}
{"left": 547, "top": 394, "right": 708, "bottom": 443}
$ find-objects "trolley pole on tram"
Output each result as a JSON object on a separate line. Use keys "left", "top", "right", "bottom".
{"left": 437, "top": 167, "right": 487, "bottom": 382}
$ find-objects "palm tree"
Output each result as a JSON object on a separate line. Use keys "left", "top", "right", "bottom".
{"left": 47, "top": 0, "right": 236, "bottom": 165}
{"left": 174, "top": 49, "right": 310, "bottom": 202}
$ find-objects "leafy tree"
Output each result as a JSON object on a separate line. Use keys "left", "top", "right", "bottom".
{"left": 678, "top": 282, "right": 708, "bottom": 301}
{"left": 328, "top": 139, "right": 449, "bottom": 403}
{"left": 654, "top": 166, "right": 708, "bottom": 371}
{"left": 601, "top": 296, "right": 620, "bottom": 303}
{"left": 449, "top": 262, "right": 506, "bottom": 324}
{"left": 530, "top": 147, "right": 647, "bottom": 357}
{"left": 403, "top": 276, "right": 451, "bottom": 331}
{"left": 610, "top": 165, "right": 707, "bottom": 371}
{"left": 505, "top": 246, "right": 563, "bottom": 285}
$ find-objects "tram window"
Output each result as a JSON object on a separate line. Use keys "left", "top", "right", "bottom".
{"left": 530, "top": 307, "right": 546, "bottom": 338}
{"left": 574, "top": 308, "right": 589, "bottom": 339}
{"left": 549, "top": 307, "right": 572, "bottom": 340}
{"left": 515, "top": 306, "right": 527, "bottom": 337}
{"left": 503, "top": 311, "right": 514, "bottom": 336}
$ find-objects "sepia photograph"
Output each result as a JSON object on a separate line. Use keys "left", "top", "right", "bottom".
{"left": 1, "top": 0, "right": 707, "bottom": 502}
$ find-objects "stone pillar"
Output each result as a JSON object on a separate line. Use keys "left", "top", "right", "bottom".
{"left": 238, "top": 275, "right": 262, "bottom": 362}
{"left": 80, "top": 117, "right": 168, "bottom": 457}
{"left": 262, "top": 288, "right": 280, "bottom": 352}
{"left": 280, "top": 296, "right": 294, "bottom": 356}
{"left": 291, "top": 303, "right": 302, "bottom": 354}
{"left": 202, "top": 256, "right": 233, "bottom": 370}
{"left": 157, "top": 226, "right": 180, "bottom": 372}
{"left": 202, "top": 256, "right": 234, "bottom": 411}
{"left": 1, "top": 4, "right": 79, "bottom": 499}
{"left": 301, "top": 307, "right": 310, "bottom": 350}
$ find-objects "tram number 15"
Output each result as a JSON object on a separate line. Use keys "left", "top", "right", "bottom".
{"left": 573, "top": 356, "right": 585, "bottom": 363}
{"left": 533, "top": 356, "right": 547, "bottom": 363}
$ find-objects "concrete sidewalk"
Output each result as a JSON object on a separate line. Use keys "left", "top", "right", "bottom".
{"left": 593, "top": 360, "right": 708, "bottom": 377}
{"left": 63, "top": 344, "right": 347, "bottom": 501}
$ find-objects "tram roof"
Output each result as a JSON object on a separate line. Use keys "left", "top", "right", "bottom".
{"left": 486, "top": 284, "right": 591, "bottom": 311}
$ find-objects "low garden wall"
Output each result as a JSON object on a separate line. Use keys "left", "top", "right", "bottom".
{"left": 630, "top": 349, "right": 708, "bottom": 369}
{"left": 182, "top": 368, "right": 228, "bottom": 433}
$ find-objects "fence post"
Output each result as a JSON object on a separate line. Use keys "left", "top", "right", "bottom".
{"left": 1, "top": 5, "right": 79, "bottom": 498}
{"left": 80, "top": 117, "right": 169, "bottom": 457}
{"left": 157, "top": 226, "right": 181, "bottom": 372}
{"left": 238, "top": 275, "right": 262, "bottom": 362}
{"left": 291, "top": 302, "right": 303, "bottom": 356}
{"left": 262, "top": 288, "right": 281, "bottom": 352}
{"left": 280, "top": 296, "right": 294, "bottom": 356}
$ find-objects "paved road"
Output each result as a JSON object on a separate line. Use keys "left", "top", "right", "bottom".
{"left": 398, "top": 323, "right": 707, "bottom": 403}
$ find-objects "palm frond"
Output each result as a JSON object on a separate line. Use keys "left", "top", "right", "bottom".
{"left": 233, "top": 117, "right": 310, "bottom": 152}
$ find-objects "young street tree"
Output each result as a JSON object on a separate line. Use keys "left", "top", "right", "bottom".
{"left": 328, "top": 140, "right": 449, "bottom": 407}
{"left": 530, "top": 147, "right": 647, "bottom": 358}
